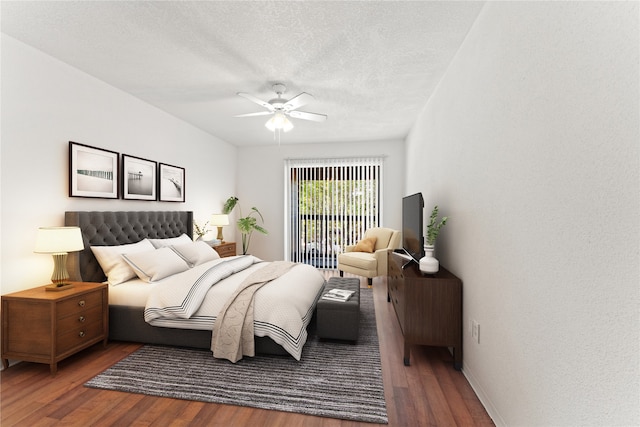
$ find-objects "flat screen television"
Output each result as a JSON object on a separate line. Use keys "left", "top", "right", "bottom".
{"left": 402, "top": 192, "right": 424, "bottom": 263}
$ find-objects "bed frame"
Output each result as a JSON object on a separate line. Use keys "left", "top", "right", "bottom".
{"left": 64, "top": 211, "right": 287, "bottom": 354}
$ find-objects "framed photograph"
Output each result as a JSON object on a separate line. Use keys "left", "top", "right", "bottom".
{"left": 158, "top": 163, "right": 185, "bottom": 202}
{"left": 69, "top": 141, "right": 119, "bottom": 199}
{"left": 122, "top": 154, "right": 157, "bottom": 200}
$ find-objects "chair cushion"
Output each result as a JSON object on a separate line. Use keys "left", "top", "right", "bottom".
{"left": 353, "top": 236, "right": 377, "bottom": 253}
{"left": 338, "top": 251, "right": 378, "bottom": 271}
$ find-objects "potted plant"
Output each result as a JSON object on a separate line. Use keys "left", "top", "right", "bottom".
{"left": 421, "top": 205, "right": 448, "bottom": 274}
{"left": 426, "top": 205, "right": 448, "bottom": 246}
{"left": 193, "top": 220, "right": 210, "bottom": 241}
{"left": 223, "top": 196, "right": 268, "bottom": 255}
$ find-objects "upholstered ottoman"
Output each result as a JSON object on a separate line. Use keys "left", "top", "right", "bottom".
{"left": 316, "top": 277, "right": 360, "bottom": 341}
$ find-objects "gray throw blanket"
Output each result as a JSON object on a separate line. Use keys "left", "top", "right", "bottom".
{"left": 211, "top": 261, "right": 296, "bottom": 362}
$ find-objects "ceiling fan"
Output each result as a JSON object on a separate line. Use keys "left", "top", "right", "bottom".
{"left": 234, "top": 83, "right": 327, "bottom": 133}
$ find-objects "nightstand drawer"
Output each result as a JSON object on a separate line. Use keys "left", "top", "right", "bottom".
{"left": 214, "top": 242, "right": 236, "bottom": 258}
{"left": 57, "top": 305, "right": 103, "bottom": 331}
{"left": 216, "top": 245, "right": 235, "bottom": 257}
{"left": 57, "top": 291, "right": 103, "bottom": 316}
{"left": 57, "top": 320, "right": 103, "bottom": 355}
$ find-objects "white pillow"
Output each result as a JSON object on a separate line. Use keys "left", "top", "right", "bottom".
{"left": 148, "top": 234, "right": 192, "bottom": 249}
{"left": 121, "top": 247, "right": 190, "bottom": 283}
{"left": 91, "top": 239, "right": 155, "bottom": 285}
{"left": 171, "top": 241, "right": 220, "bottom": 267}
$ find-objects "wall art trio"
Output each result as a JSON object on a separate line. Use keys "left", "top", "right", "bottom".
{"left": 69, "top": 141, "right": 185, "bottom": 202}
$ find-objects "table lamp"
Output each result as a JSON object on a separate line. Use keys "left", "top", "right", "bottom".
{"left": 34, "top": 226, "right": 84, "bottom": 291}
{"left": 210, "top": 214, "right": 229, "bottom": 242}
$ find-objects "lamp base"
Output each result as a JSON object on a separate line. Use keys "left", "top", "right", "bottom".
{"left": 45, "top": 283, "right": 74, "bottom": 292}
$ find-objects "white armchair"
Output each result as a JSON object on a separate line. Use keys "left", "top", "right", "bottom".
{"left": 337, "top": 227, "right": 401, "bottom": 286}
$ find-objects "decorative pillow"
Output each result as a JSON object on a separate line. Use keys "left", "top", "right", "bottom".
{"left": 121, "top": 247, "right": 190, "bottom": 283}
{"left": 148, "top": 234, "right": 192, "bottom": 249}
{"left": 91, "top": 239, "right": 156, "bottom": 285}
{"left": 171, "top": 241, "right": 220, "bottom": 267}
{"left": 353, "top": 236, "right": 377, "bottom": 253}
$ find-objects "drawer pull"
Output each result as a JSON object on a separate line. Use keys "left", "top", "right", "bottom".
{"left": 79, "top": 331, "right": 85, "bottom": 338}
{"left": 78, "top": 316, "right": 85, "bottom": 323}
{"left": 78, "top": 300, "right": 85, "bottom": 307}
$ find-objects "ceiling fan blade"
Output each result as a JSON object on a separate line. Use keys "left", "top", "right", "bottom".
{"left": 234, "top": 111, "right": 273, "bottom": 118}
{"left": 237, "top": 92, "right": 274, "bottom": 111}
{"left": 288, "top": 110, "right": 328, "bottom": 122}
{"left": 283, "top": 92, "right": 314, "bottom": 111}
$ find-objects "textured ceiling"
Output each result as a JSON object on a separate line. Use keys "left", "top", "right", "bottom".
{"left": 1, "top": 1, "right": 485, "bottom": 146}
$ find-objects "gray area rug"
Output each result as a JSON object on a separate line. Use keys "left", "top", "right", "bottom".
{"left": 85, "top": 288, "right": 388, "bottom": 424}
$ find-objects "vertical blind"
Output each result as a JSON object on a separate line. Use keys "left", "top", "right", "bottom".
{"left": 284, "top": 157, "right": 384, "bottom": 268}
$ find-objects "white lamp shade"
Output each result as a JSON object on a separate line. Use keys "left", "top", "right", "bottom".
{"left": 34, "top": 227, "right": 84, "bottom": 254}
{"left": 210, "top": 214, "right": 230, "bottom": 227}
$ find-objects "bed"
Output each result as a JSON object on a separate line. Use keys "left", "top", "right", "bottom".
{"left": 64, "top": 211, "right": 325, "bottom": 359}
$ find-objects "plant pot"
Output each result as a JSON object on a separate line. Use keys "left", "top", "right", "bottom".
{"left": 419, "top": 244, "right": 439, "bottom": 274}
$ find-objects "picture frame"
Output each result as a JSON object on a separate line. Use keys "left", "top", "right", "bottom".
{"left": 158, "top": 163, "right": 185, "bottom": 202}
{"left": 122, "top": 154, "right": 157, "bottom": 200}
{"left": 69, "top": 141, "right": 119, "bottom": 199}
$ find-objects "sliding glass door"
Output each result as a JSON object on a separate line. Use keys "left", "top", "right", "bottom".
{"left": 284, "top": 157, "right": 383, "bottom": 268}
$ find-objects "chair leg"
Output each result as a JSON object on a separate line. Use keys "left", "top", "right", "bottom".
{"left": 367, "top": 277, "right": 372, "bottom": 287}
{"left": 339, "top": 270, "right": 344, "bottom": 277}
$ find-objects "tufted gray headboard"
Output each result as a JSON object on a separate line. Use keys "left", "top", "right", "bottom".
{"left": 65, "top": 211, "right": 193, "bottom": 283}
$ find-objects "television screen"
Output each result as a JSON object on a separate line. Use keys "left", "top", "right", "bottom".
{"left": 402, "top": 193, "right": 424, "bottom": 262}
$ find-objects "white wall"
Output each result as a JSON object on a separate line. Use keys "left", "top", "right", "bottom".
{"left": 1, "top": 35, "right": 237, "bottom": 295}
{"left": 236, "top": 140, "right": 404, "bottom": 260}
{"left": 405, "top": 2, "right": 639, "bottom": 425}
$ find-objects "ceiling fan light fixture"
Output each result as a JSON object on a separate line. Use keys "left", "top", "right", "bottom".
{"left": 238, "top": 84, "right": 324, "bottom": 138}
{"left": 265, "top": 112, "right": 293, "bottom": 132}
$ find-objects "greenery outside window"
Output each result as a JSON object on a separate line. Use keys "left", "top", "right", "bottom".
{"left": 284, "top": 157, "right": 383, "bottom": 269}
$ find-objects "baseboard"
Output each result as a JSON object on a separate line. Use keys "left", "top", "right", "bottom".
{"left": 462, "top": 362, "right": 506, "bottom": 427}
{"left": 0, "top": 358, "right": 19, "bottom": 371}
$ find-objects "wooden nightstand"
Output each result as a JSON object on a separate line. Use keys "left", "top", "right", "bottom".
{"left": 1, "top": 282, "right": 108, "bottom": 374}
{"left": 213, "top": 242, "right": 236, "bottom": 258}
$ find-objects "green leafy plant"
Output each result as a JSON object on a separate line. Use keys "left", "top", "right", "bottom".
{"left": 223, "top": 196, "right": 267, "bottom": 254}
{"left": 223, "top": 196, "right": 238, "bottom": 215}
{"left": 426, "top": 205, "right": 448, "bottom": 246}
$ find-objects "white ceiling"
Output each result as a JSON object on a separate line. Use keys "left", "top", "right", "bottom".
{"left": 1, "top": 1, "right": 485, "bottom": 146}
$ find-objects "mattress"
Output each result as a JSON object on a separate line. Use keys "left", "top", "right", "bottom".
{"left": 109, "top": 278, "right": 151, "bottom": 307}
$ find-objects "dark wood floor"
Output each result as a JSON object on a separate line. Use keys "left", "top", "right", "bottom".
{"left": 1, "top": 273, "right": 494, "bottom": 426}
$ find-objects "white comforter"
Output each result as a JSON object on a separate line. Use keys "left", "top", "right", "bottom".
{"left": 143, "top": 255, "right": 325, "bottom": 360}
